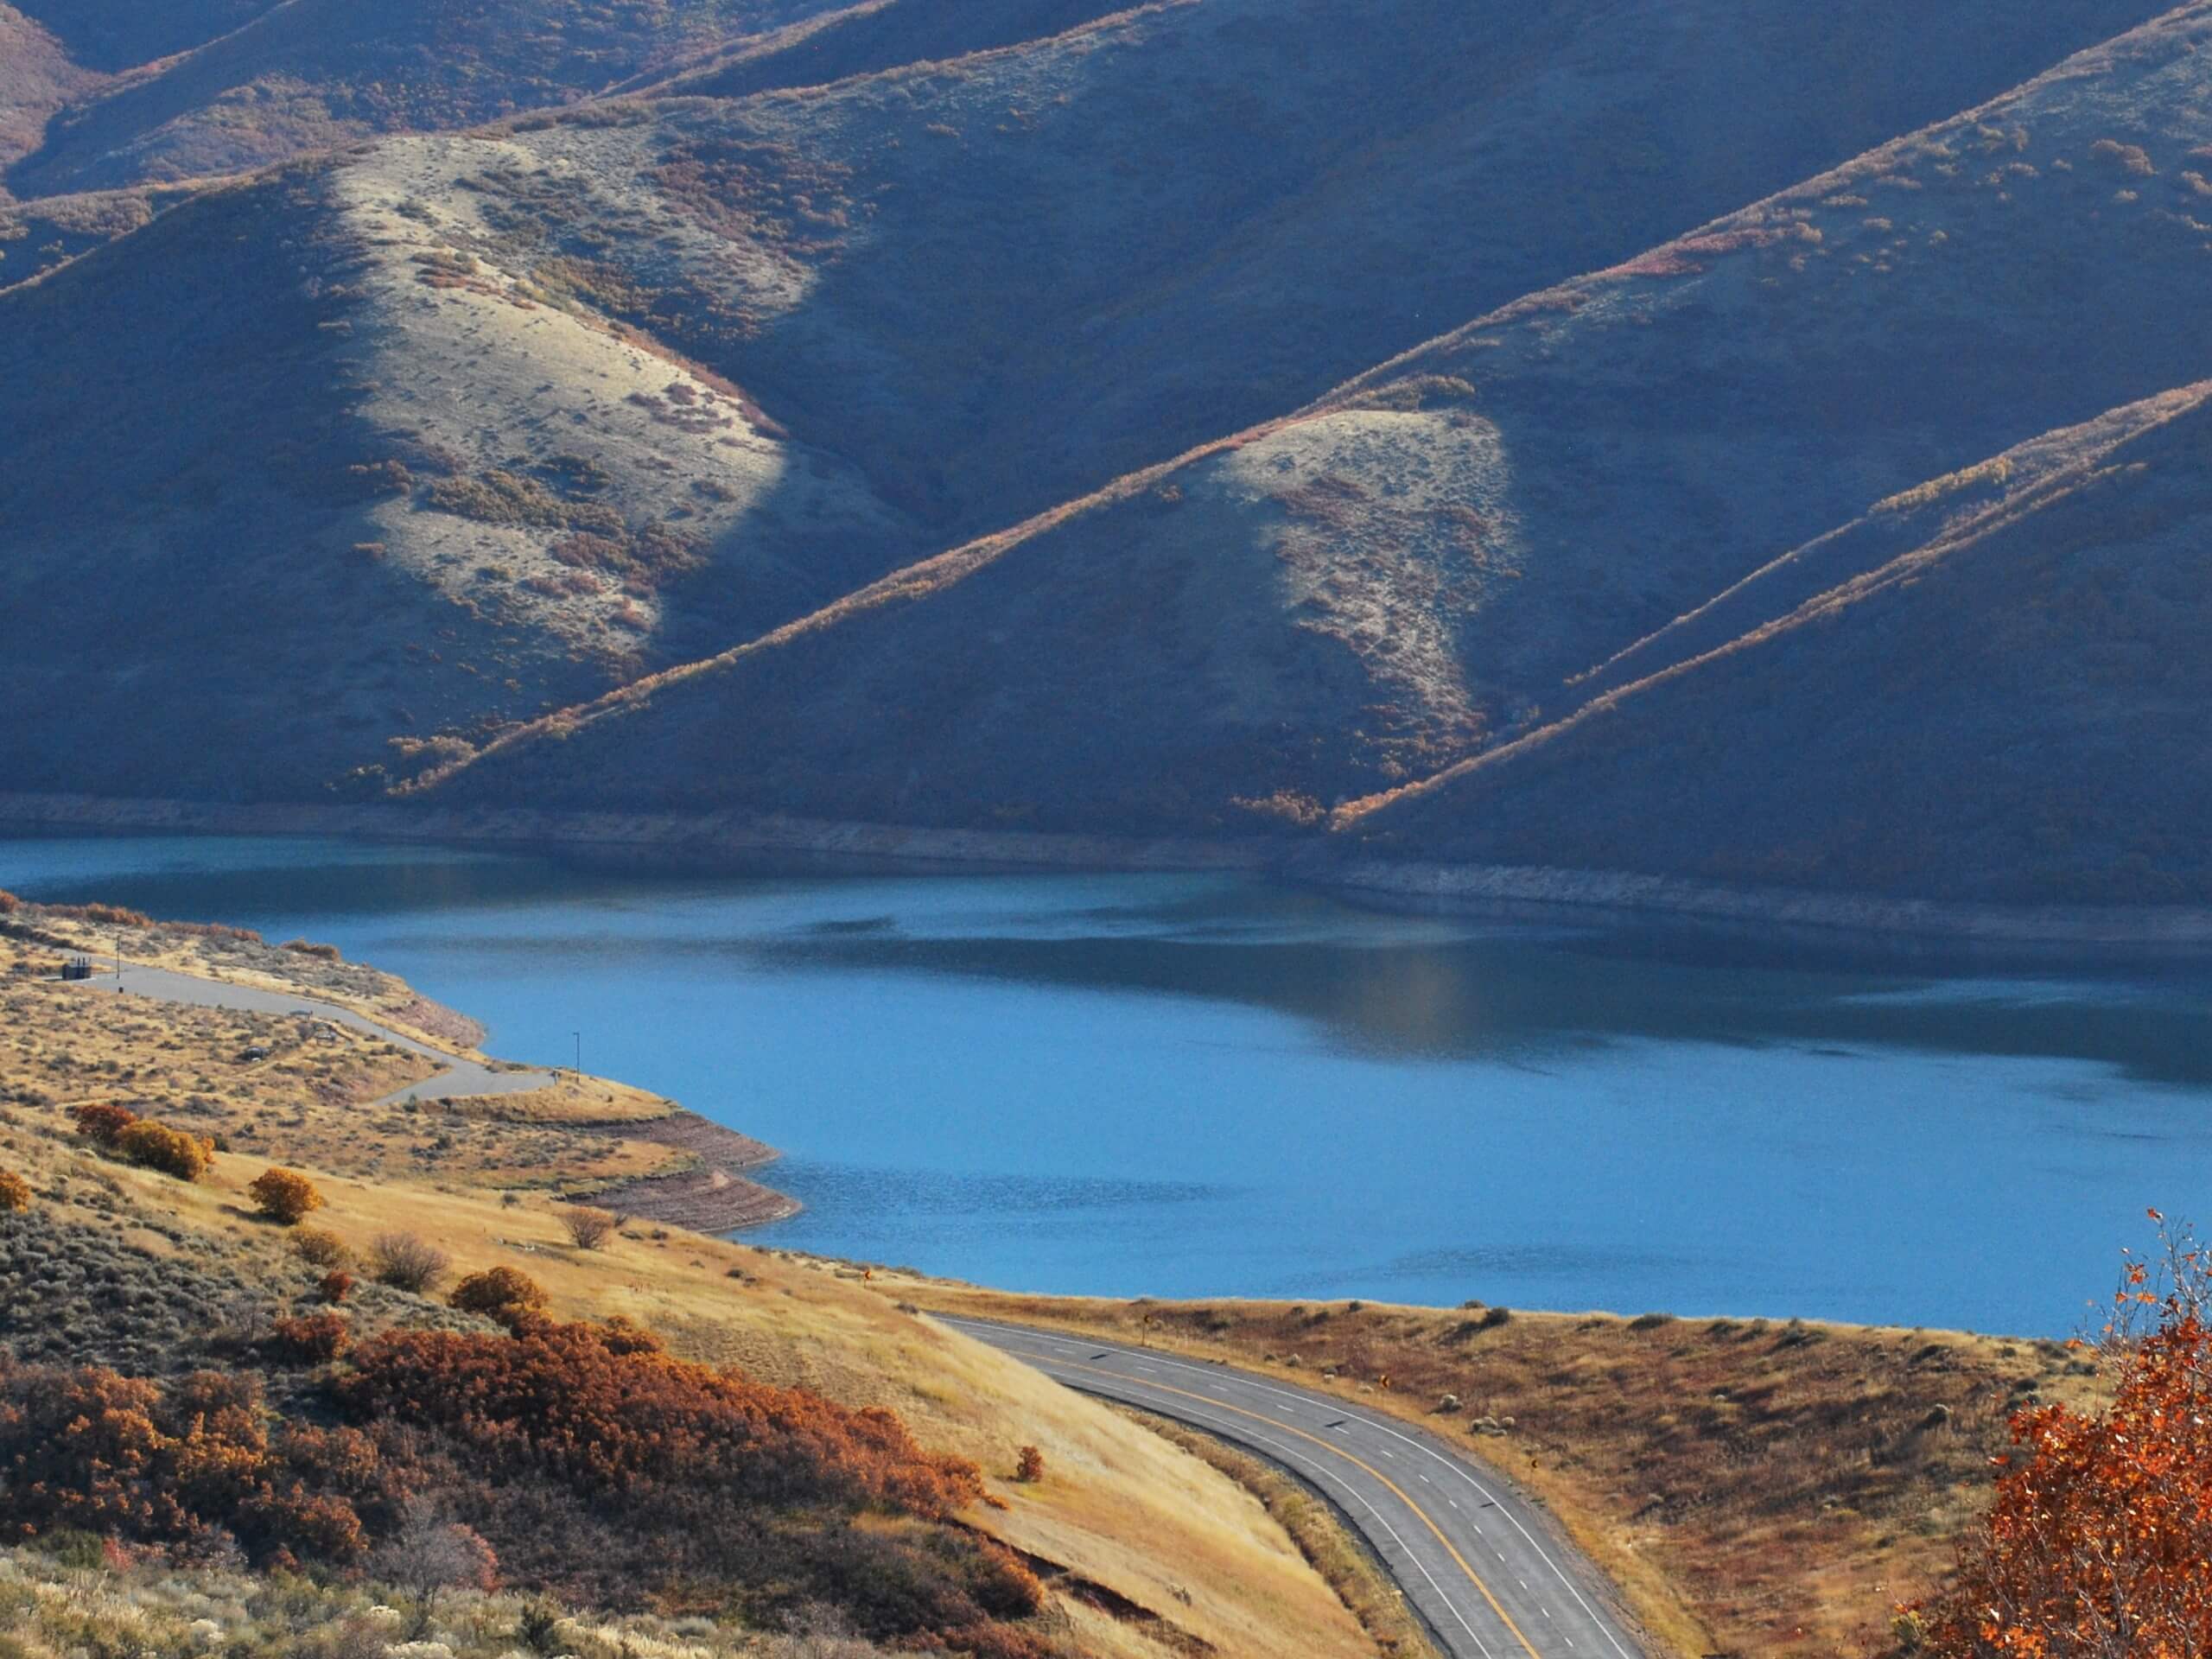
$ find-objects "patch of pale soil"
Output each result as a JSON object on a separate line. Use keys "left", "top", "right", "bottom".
{"left": 1206, "top": 409, "right": 1524, "bottom": 742}
{"left": 326, "top": 137, "right": 899, "bottom": 652}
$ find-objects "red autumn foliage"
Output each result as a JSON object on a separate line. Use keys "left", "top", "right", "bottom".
{"left": 332, "top": 1319, "right": 986, "bottom": 1519}
{"left": 0, "top": 1319, "right": 1042, "bottom": 1647}
{"left": 319, "top": 1269, "right": 356, "bottom": 1305}
{"left": 114, "top": 1120, "right": 212, "bottom": 1181}
{"left": 1913, "top": 1213, "right": 2212, "bottom": 1657}
{"left": 268, "top": 1313, "right": 352, "bottom": 1365}
{"left": 0, "top": 1362, "right": 374, "bottom": 1562}
{"left": 70, "top": 1102, "right": 138, "bottom": 1147}
{"left": 448, "top": 1267, "right": 549, "bottom": 1332}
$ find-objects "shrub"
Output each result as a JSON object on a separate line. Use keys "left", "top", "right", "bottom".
{"left": 1912, "top": 1213, "right": 2212, "bottom": 1652}
{"left": 249, "top": 1167, "right": 325, "bottom": 1225}
{"left": 448, "top": 1267, "right": 550, "bottom": 1332}
{"left": 291, "top": 1226, "right": 352, "bottom": 1268}
{"left": 70, "top": 1102, "right": 138, "bottom": 1147}
{"left": 270, "top": 1313, "right": 352, "bottom": 1365}
{"left": 333, "top": 1320, "right": 987, "bottom": 1520}
{"left": 367, "top": 1232, "right": 450, "bottom": 1294}
{"left": 0, "top": 1170, "right": 29, "bottom": 1212}
{"left": 320, "top": 1270, "right": 356, "bottom": 1305}
{"left": 115, "top": 1120, "right": 212, "bottom": 1181}
{"left": 0, "top": 1364, "right": 372, "bottom": 1564}
{"left": 283, "top": 938, "right": 343, "bottom": 961}
{"left": 557, "top": 1205, "right": 618, "bottom": 1250}
{"left": 518, "top": 1600, "right": 565, "bottom": 1655}
{"left": 1014, "top": 1445, "right": 1045, "bottom": 1484}
{"left": 373, "top": 1504, "right": 499, "bottom": 1637}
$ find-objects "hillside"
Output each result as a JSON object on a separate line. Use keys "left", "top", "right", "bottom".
{"left": 0, "top": 148, "right": 910, "bottom": 801}
{"left": 7, "top": 0, "right": 2162, "bottom": 808}
{"left": 3, "top": 0, "right": 854, "bottom": 198}
{"left": 909, "top": 1281, "right": 2107, "bottom": 1659}
{"left": 425, "top": 2, "right": 2212, "bottom": 887}
{"left": 1344, "top": 382, "right": 2212, "bottom": 904}
{"left": 0, "top": 892, "right": 1381, "bottom": 1659}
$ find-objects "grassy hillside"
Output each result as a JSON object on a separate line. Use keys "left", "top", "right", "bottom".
{"left": 428, "top": 2, "right": 2212, "bottom": 869}
{"left": 0, "top": 892, "right": 1379, "bottom": 1659}
{"left": 5, "top": 0, "right": 849, "bottom": 197}
{"left": 1345, "top": 382, "right": 2212, "bottom": 903}
{"left": 909, "top": 1281, "right": 2107, "bottom": 1659}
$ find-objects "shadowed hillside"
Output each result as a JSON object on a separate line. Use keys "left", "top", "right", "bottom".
{"left": 1345, "top": 383, "right": 2212, "bottom": 904}
{"left": 429, "top": 3, "right": 2212, "bottom": 867}
{"left": 4, "top": 0, "right": 848, "bottom": 196}
{"left": 0, "top": 152, "right": 907, "bottom": 800}
{"left": 5, "top": 0, "right": 2179, "bottom": 810}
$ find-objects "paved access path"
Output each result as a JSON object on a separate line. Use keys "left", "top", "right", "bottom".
{"left": 940, "top": 1317, "right": 1647, "bottom": 1659}
{"left": 64, "top": 963, "right": 555, "bottom": 1107}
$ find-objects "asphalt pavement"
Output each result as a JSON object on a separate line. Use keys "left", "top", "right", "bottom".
{"left": 939, "top": 1316, "right": 1648, "bottom": 1659}
{"left": 62, "top": 963, "right": 555, "bottom": 1106}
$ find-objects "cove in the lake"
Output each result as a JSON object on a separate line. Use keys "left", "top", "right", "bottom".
{"left": 7, "top": 834, "right": 2209, "bottom": 1337}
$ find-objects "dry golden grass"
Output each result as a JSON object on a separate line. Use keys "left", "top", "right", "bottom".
{"left": 0, "top": 907, "right": 1380, "bottom": 1659}
{"left": 899, "top": 1284, "right": 2108, "bottom": 1659}
{"left": 1120, "top": 1405, "right": 1443, "bottom": 1659}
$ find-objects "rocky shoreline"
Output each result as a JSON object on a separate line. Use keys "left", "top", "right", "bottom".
{"left": 582, "top": 1109, "right": 801, "bottom": 1232}
{"left": 8, "top": 791, "right": 2212, "bottom": 952}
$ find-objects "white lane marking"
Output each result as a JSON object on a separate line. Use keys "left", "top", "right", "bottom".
{"left": 966, "top": 1324, "right": 1639, "bottom": 1659}
{"left": 1094, "top": 1382, "right": 1501, "bottom": 1659}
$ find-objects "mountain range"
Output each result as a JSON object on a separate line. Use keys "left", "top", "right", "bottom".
{"left": 5, "top": 0, "right": 2209, "bottom": 906}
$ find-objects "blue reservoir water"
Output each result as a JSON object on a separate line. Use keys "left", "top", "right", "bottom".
{"left": 6, "top": 834, "right": 2208, "bottom": 1336}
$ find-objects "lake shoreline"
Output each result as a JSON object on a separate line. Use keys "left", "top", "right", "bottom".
{"left": 4, "top": 790, "right": 2210, "bottom": 957}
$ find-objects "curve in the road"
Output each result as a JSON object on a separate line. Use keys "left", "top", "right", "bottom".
{"left": 62, "top": 963, "right": 556, "bottom": 1106}
{"left": 940, "top": 1316, "right": 1647, "bottom": 1659}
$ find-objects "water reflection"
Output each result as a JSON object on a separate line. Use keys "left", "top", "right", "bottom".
{"left": 5, "top": 835, "right": 2209, "bottom": 1332}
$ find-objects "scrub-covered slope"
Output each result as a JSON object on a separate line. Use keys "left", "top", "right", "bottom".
{"left": 429, "top": 3, "right": 2212, "bottom": 854}
{"left": 3, "top": 0, "right": 847, "bottom": 195}
{"left": 0, "top": 149, "right": 905, "bottom": 801}
{"left": 11, "top": 0, "right": 2158, "bottom": 808}
{"left": 1347, "top": 384, "right": 2212, "bottom": 905}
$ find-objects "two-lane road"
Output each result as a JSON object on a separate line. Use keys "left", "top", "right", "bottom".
{"left": 940, "top": 1317, "right": 1646, "bottom": 1659}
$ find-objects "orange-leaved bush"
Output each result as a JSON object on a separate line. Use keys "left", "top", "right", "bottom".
{"left": 0, "top": 1363, "right": 375, "bottom": 1563}
{"left": 70, "top": 1102, "right": 137, "bottom": 1147}
{"left": 448, "top": 1267, "right": 550, "bottom": 1332}
{"left": 269, "top": 1313, "right": 352, "bottom": 1366}
{"left": 1911, "top": 1211, "right": 2212, "bottom": 1658}
{"left": 248, "top": 1167, "right": 324, "bottom": 1225}
{"left": 333, "top": 1319, "right": 988, "bottom": 1519}
{"left": 0, "top": 1170, "right": 29, "bottom": 1212}
{"left": 114, "top": 1120, "right": 212, "bottom": 1181}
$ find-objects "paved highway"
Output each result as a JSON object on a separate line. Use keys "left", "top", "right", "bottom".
{"left": 63, "top": 963, "right": 556, "bottom": 1106}
{"left": 940, "top": 1316, "right": 1647, "bottom": 1659}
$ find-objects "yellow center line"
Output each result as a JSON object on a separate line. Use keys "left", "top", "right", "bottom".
{"left": 1047, "top": 1354, "right": 1545, "bottom": 1659}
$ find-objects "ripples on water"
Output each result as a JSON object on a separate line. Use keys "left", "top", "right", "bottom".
{"left": 7, "top": 834, "right": 2210, "bottom": 1334}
